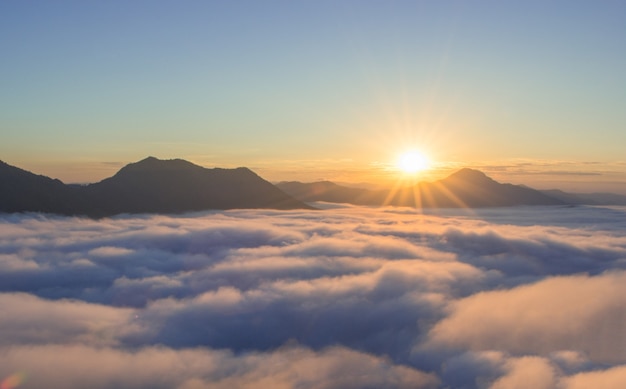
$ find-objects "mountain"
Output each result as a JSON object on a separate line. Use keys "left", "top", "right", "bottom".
{"left": 410, "top": 168, "right": 566, "bottom": 207}
{"left": 540, "top": 189, "right": 626, "bottom": 206}
{"left": 275, "top": 181, "right": 376, "bottom": 205}
{"left": 0, "top": 157, "right": 312, "bottom": 217}
{"left": 278, "top": 168, "right": 566, "bottom": 208}
{"left": 81, "top": 157, "right": 312, "bottom": 216}
{"left": 4, "top": 159, "right": 621, "bottom": 216}
{"left": 0, "top": 160, "right": 82, "bottom": 214}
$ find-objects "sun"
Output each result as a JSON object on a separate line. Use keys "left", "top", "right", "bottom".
{"left": 397, "top": 150, "right": 430, "bottom": 174}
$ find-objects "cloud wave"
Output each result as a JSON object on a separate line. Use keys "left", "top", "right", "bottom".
{"left": 1, "top": 205, "right": 626, "bottom": 388}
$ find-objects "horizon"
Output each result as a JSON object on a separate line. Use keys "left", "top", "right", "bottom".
{"left": 3, "top": 155, "right": 626, "bottom": 195}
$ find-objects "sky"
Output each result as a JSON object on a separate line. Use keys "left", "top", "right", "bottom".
{"left": 1, "top": 1, "right": 625, "bottom": 192}
{"left": 2, "top": 205, "right": 626, "bottom": 388}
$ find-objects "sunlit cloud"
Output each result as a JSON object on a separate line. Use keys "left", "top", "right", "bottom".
{"left": 424, "top": 272, "right": 626, "bottom": 364}
{"left": 1, "top": 205, "right": 626, "bottom": 387}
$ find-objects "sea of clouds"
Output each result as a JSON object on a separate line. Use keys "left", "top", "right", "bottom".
{"left": 1, "top": 204, "right": 626, "bottom": 388}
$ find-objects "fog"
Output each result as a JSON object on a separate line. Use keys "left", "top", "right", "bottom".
{"left": 1, "top": 205, "right": 626, "bottom": 388}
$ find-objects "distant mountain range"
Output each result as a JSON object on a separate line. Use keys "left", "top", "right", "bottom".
{"left": 278, "top": 168, "right": 626, "bottom": 208}
{"left": 537, "top": 189, "right": 626, "bottom": 206}
{"left": 2, "top": 158, "right": 625, "bottom": 217}
{"left": 0, "top": 157, "right": 311, "bottom": 217}
{"left": 278, "top": 168, "right": 563, "bottom": 208}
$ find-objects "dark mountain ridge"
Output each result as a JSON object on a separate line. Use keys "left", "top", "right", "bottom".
{"left": 0, "top": 157, "right": 311, "bottom": 217}
{"left": 3, "top": 158, "right": 618, "bottom": 217}
{"left": 539, "top": 189, "right": 626, "bottom": 206}
{"left": 0, "top": 160, "right": 81, "bottom": 214}
{"left": 278, "top": 168, "right": 566, "bottom": 208}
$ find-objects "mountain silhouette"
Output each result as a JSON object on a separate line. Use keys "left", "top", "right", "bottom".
{"left": 0, "top": 157, "right": 311, "bottom": 217}
{"left": 539, "top": 189, "right": 626, "bottom": 206}
{"left": 276, "top": 181, "right": 372, "bottom": 204}
{"left": 5, "top": 160, "right": 619, "bottom": 216}
{"left": 0, "top": 160, "right": 82, "bottom": 214}
{"left": 278, "top": 168, "right": 566, "bottom": 208}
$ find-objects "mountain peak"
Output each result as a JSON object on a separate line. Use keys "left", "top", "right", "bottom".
{"left": 116, "top": 157, "right": 202, "bottom": 176}
{"left": 135, "top": 156, "right": 195, "bottom": 167}
{"left": 279, "top": 167, "right": 567, "bottom": 208}
{"left": 445, "top": 168, "right": 494, "bottom": 183}
{"left": 0, "top": 158, "right": 311, "bottom": 216}
{"left": 139, "top": 156, "right": 159, "bottom": 163}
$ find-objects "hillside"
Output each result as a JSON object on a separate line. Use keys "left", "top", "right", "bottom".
{"left": 0, "top": 157, "right": 312, "bottom": 217}
{"left": 278, "top": 168, "right": 566, "bottom": 207}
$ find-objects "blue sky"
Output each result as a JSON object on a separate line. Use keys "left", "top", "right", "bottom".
{"left": 1, "top": 1, "right": 625, "bottom": 191}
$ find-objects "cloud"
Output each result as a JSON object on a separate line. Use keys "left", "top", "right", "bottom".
{"left": 561, "top": 365, "right": 626, "bottom": 389}
{"left": 489, "top": 356, "right": 557, "bottom": 389}
{"left": 0, "top": 344, "right": 438, "bottom": 389}
{"left": 0, "top": 292, "right": 135, "bottom": 347}
{"left": 424, "top": 272, "right": 626, "bottom": 364}
{"left": 126, "top": 259, "right": 481, "bottom": 360}
{"left": 439, "top": 351, "right": 507, "bottom": 388}
{"left": 1, "top": 205, "right": 626, "bottom": 387}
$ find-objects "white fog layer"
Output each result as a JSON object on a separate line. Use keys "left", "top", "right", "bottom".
{"left": 1, "top": 205, "right": 626, "bottom": 388}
